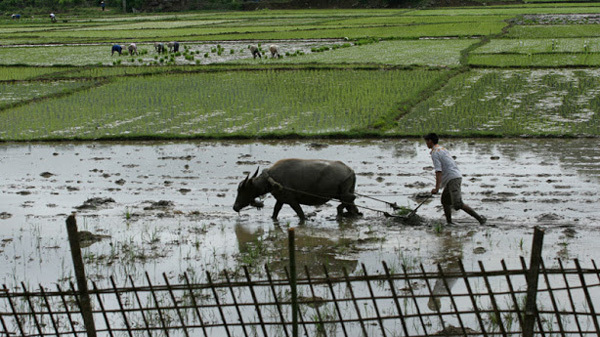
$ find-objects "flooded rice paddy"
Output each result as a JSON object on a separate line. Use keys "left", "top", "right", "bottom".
{"left": 1, "top": 138, "right": 599, "bottom": 289}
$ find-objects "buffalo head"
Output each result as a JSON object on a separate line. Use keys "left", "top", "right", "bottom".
{"left": 233, "top": 167, "right": 264, "bottom": 212}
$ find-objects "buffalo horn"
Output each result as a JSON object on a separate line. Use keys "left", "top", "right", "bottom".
{"left": 242, "top": 172, "right": 250, "bottom": 187}
{"left": 252, "top": 167, "right": 260, "bottom": 178}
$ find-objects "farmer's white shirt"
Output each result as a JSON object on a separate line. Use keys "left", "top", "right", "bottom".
{"left": 430, "top": 144, "right": 462, "bottom": 188}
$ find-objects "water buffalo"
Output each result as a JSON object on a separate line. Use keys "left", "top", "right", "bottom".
{"left": 233, "top": 159, "right": 361, "bottom": 220}
{"left": 111, "top": 44, "right": 122, "bottom": 55}
{"left": 128, "top": 43, "right": 137, "bottom": 56}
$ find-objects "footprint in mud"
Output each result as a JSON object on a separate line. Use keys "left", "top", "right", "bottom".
{"left": 0, "top": 212, "right": 12, "bottom": 220}
{"left": 40, "top": 172, "right": 55, "bottom": 178}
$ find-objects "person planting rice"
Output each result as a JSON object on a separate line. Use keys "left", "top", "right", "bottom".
{"left": 49, "top": 13, "right": 56, "bottom": 23}
{"left": 154, "top": 42, "right": 165, "bottom": 54}
{"left": 167, "top": 41, "right": 180, "bottom": 53}
{"left": 111, "top": 44, "right": 122, "bottom": 55}
{"left": 269, "top": 44, "right": 280, "bottom": 58}
{"left": 249, "top": 45, "right": 261, "bottom": 59}
{"left": 128, "top": 43, "right": 137, "bottom": 56}
{"left": 424, "top": 133, "right": 487, "bottom": 226}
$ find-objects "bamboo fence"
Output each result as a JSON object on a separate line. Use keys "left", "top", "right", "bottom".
{"left": 0, "top": 216, "right": 598, "bottom": 337}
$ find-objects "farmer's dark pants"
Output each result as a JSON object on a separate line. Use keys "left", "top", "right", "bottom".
{"left": 441, "top": 178, "right": 463, "bottom": 210}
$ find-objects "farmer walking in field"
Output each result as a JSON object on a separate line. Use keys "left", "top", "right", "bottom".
{"left": 424, "top": 133, "right": 487, "bottom": 226}
{"left": 100, "top": 1, "right": 105, "bottom": 11}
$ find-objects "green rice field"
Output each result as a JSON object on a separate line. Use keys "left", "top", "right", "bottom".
{"left": 391, "top": 69, "right": 600, "bottom": 137}
{"left": 1, "top": 3, "right": 600, "bottom": 140}
{"left": 0, "top": 80, "right": 95, "bottom": 109}
{"left": 0, "top": 69, "right": 446, "bottom": 140}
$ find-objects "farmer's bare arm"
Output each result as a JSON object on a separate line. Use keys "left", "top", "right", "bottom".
{"left": 431, "top": 171, "right": 442, "bottom": 194}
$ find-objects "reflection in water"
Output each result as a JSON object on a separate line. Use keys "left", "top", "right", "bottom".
{"left": 427, "top": 232, "right": 464, "bottom": 312}
{"left": 234, "top": 223, "right": 358, "bottom": 278}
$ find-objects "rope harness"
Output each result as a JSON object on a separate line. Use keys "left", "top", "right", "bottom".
{"left": 265, "top": 176, "right": 430, "bottom": 218}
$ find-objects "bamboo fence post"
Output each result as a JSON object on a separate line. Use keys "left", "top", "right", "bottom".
{"left": 342, "top": 267, "right": 368, "bottom": 337}
{"left": 288, "top": 227, "right": 298, "bottom": 337}
{"left": 500, "top": 259, "right": 524, "bottom": 331}
{"left": 523, "top": 226, "right": 545, "bottom": 337}
{"left": 56, "top": 284, "right": 79, "bottom": 335}
{"left": 56, "top": 284, "right": 77, "bottom": 336}
{"left": 65, "top": 214, "right": 97, "bottom": 337}
{"left": 129, "top": 275, "right": 153, "bottom": 337}
{"left": 21, "top": 283, "right": 43, "bottom": 337}
{"left": 3, "top": 284, "right": 25, "bottom": 337}
{"left": 145, "top": 272, "right": 169, "bottom": 337}
{"left": 401, "top": 264, "right": 430, "bottom": 336}
{"left": 39, "top": 285, "right": 60, "bottom": 336}
{"left": 383, "top": 261, "right": 409, "bottom": 337}
{"left": 109, "top": 276, "right": 133, "bottom": 337}
{"left": 419, "top": 263, "right": 446, "bottom": 332}
{"left": 520, "top": 256, "right": 546, "bottom": 337}
{"left": 303, "top": 265, "right": 327, "bottom": 337}
{"left": 540, "top": 260, "right": 566, "bottom": 337}
{"left": 437, "top": 264, "right": 466, "bottom": 334}
{"left": 458, "top": 260, "right": 488, "bottom": 337}
{"left": 223, "top": 270, "right": 249, "bottom": 337}
{"left": 284, "top": 267, "right": 309, "bottom": 337}
{"left": 92, "top": 282, "right": 114, "bottom": 337}
{"left": 206, "top": 270, "right": 231, "bottom": 337}
{"left": 243, "top": 266, "right": 269, "bottom": 337}
{"left": 323, "top": 265, "right": 348, "bottom": 337}
{"left": 0, "top": 312, "right": 10, "bottom": 337}
{"left": 574, "top": 259, "right": 600, "bottom": 336}
{"left": 182, "top": 272, "right": 208, "bottom": 337}
{"left": 264, "top": 265, "right": 289, "bottom": 337}
{"left": 478, "top": 261, "right": 508, "bottom": 337}
{"left": 361, "top": 263, "right": 387, "bottom": 337}
{"left": 162, "top": 273, "right": 190, "bottom": 337}
{"left": 558, "top": 259, "right": 584, "bottom": 337}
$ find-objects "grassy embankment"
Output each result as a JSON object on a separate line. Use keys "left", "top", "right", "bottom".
{"left": 1, "top": 3, "right": 600, "bottom": 140}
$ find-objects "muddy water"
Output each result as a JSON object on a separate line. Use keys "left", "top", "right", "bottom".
{"left": 0, "top": 138, "right": 599, "bottom": 288}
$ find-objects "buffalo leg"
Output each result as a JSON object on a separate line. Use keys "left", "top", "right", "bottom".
{"left": 272, "top": 201, "right": 284, "bottom": 220}
{"left": 339, "top": 193, "right": 361, "bottom": 216}
{"left": 289, "top": 202, "right": 306, "bottom": 220}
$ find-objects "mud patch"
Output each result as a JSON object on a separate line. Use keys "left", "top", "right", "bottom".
{"left": 143, "top": 200, "right": 175, "bottom": 210}
{"left": 76, "top": 197, "right": 116, "bottom": 210}
{"left": 40, "top": 172, "right": 54, "bottom": 178}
